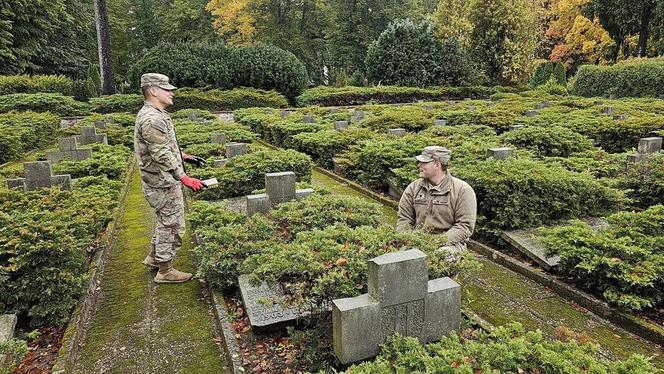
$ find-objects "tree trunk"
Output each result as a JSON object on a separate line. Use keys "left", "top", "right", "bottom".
{"left": 637, "top": 2, "right": 654, "bottom": 57}
{"left": 93, "top": 0, "right": 116, "bottom": 95}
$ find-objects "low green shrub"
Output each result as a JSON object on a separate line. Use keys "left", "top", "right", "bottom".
{"left": 293, "top": 128, "right": 375, "bottom": 169}
{"left": 267, "top": 121, "right": 326, "bottom": 148}
{"left": 58, "top": 113, "right": 136, "bottom": 147}
{"left": 544, "top": 149, "right": 625, "bottom": 178}
{"left": 296, "top": 85, "right": 496, "bottom": 107}
{"left": 0, "top": 176, "right": 123, "bottom": 326}
{"left": 89, "top": 94, "right": 143, "bottom": 113}
{"left": 0, "top": 93, "right": 90, "bottom": 116}
{"left": 539, "top": 205, "right": 664, "bottom": 311}
{"left": 571, "top": 59, "right": 664, "bottom": 98}
{"left": 360, "top": 106, "right": 432, "bottom": 132}
{"left": 0, "top": 112, "right": 59, "bottom": 164}
{"left": 500, "top": 125, "right": 594, "bottom": 157}
{"left": 0, "top": 75, "right": 74, "bottom": 96}
{"left": 52, "top": 144, "right": 131, "bottom": 180}
{"left": 617, "top": 153, "right": 664, "bottom": 209}
{"left": 530, "top": 60, "right": 566, "bottom": 87}
{"left": 0, "top": 337, "right": 28, "bottom": 374}
{"left": 193, "top": 148, "right": 312, "bottom": 200}
{"left": 346, "top": 323, "right": 656, "bottom": 373}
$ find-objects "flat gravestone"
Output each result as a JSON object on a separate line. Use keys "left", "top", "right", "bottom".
{"left": 59, "top": 117, "right": 81, "bottom": 129}
{"left": 246, "top": 194, "right": 271, "bottom": 216}
{"left": 77, "top": 126, "right": 108, "bottom": 145}
{"left": 334, "top": 121, "right": 349, "bottom": 131}
{"left": 433, "top": 119, "right": 447, "bottom": 127}
{"left": 333, "top": 249, "right": 460, "bottom": 364}
{"left": 388, "top": 128, "right": 406, "bottom": 137}
{"left": 295, "top": 188, "right": 314, "bottom": 200}
{"left": 46, "top": 137, "right": 92, "bottom": 163}
{"left": 525, "top": 110, "right": 538, "bottom": 117}
{"left": 467, "top": 106, "right": 476, "bottom": 112}
{"left": 638, "top": 137, "right": 662, "bottom": 154}
{"left": 211, "top": 133, "right": 226, "bottom": 145}
{"left": 279, "top": 111, "right": 289, "bottom": 118}
{"left": 265, "top": 171, "right": 296, "bottom": 205}
{"left": 225, "top": 142, "right": 248, "bottom": 158}
{"left": 509, "top": 125, "right": 524, "bottom": 131}
{"left": 213, "top": 159, "right": 227, "bottom": 168}
{"left": 238, "top": 275, "right": 329, "bottom": 332}
{"left": 487, "top": 147, "right": 513, "bottom": 160}
{"left": 329, "top": 108, "right": 338, "bottom": 114}
{"left": 6, "top": 161, "right": 72, "bottom": 191}
{"left": 534, "top": 101, "right": 551, "bottom": 109}
{"left": 303, "top": 115, "right": 315, "bottom": 123}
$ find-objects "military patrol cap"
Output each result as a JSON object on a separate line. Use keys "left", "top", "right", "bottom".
{"left": 140, "top": 73, "right": 177, "bottom": 90}
{"left": 415, "top": 146, "right": 452, "bottom": 164}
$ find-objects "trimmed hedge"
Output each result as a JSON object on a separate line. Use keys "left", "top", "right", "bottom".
{"left": 540, "top": 205, "right": 664, "bottom": 311}
{"left": 52, "top": 144, "right": 132, "bottom": 180}
{"left": 127, "top": 42, "right": 308, "bottom": 100}
{"left": 500, "top": 125, "right": 594, "bottom": 157}
{"left": 58, "top": 113, "right": 135, "bottom": 147}
{"left": 0, "top": 112, "right": 59, "bottom": 164}
{"left": 0, "top": 93, "right": 90, "bottom": 116}
{"left": 0, "top": 75, "right": 74, "bottom": 96}
{"left": 296, "top": 85, "right": 497, "bottom": 107}
{"left": 571, "top": 59, "right": 664, "bottom": 98}
{"left": 89, "top": 88, "right": 288, "bottom": 114}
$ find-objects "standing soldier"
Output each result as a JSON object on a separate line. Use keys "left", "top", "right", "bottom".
{"left": 134, "top": 73, "right": 206, "bottom": 284}
{"left": 396, "top": 146, "right": 477, "bottom": 252}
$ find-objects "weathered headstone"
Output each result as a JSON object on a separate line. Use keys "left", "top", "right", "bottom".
{"left": 602, "top": 107, "right": 614, "bottom": 115}
{"left": 246, "top": 194, "right": 271, "bottom": 216}
{"left": 303, "top": 115, "right": 315, "bottom": 123}
{"left": 265, "top": 171, "right": 296, "bottom": 205}
{"left": 295, "top": 188, "right": 314, "bottom": 200}
{"left": 354, "top": 110, "right": 365, "bottom": 120}
{"left": 334, "top": 121, "right": 349, "bottom": 131}
{"left": 211, "top": 133, "right": 227, "bottom": 145}
{"left": 46, "top": 137, "right": 92, "bottom": 163}
{"left": 59, "top": 117, "right": 81, "bottom": 129}
{"left": 329, "top": 107, "right": 338, "bottom": 114}
{"left": 77, "top": 126, "right": 108, "bottom": 145}
{"left": 188, "top": 111, "right": 203, "bottom": 121}
{"left": 593, "top": 100, "right": 603, "bottom": 106}
{"left": 508, "top": 125, "right": 524, "bottom": 131}
{"left": 0, "top": 314, "right": 18, "bottom": 364}
{"left": 424, "top": 105, "right": 433, "bottom": 111}
{"left": 534, "top": 101, "right": 551, "bottom": 109}
{"left": 332, "top": 249, "right": 461, "bottom": 364}
{"left": 637, "top": 137, "right": 663, "bottom": 154}
{"left": 388, "top": 128, "right": 406, "bottom": 137}
{"left": 613, "top": 114, "right": 628, "bottom": 121}
{"left": 525, "top": 110, "right": 538, "bottom": 117}
{"left": 6, "top": 161, "right": 71, "bottom": 191}
{"left": 279, "top": 110, "right": 290, "bottom": 118}
{"left": 213, "top": 159, "right": 227, "bottom": 168}
{"left": 433, "top": 119, "right": 447, "bottom": 127}
{"left": 487, "top": 147, "right": 513, "bottom": 160}
{"left": 225, "top": 142, "right": 248, "bottom": 158}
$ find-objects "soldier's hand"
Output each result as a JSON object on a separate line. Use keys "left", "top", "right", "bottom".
{"left": 181, "top": 176, "right": 204, "bottom": 191}
{"left": 183, "top": 155, "right": 206, "bottom": 167}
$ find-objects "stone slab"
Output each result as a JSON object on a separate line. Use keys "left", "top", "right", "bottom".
{"left": 638, "top": 137, "right": 662, "bottom": 154}
{"left": 501, "top": 229, "right": 560, "bottom": 270}
{"left": 334, "top": 121, "right": 349, "bottom": 131}
{"left": 332, "top": 294, "right": 381, "bottom": 364}
{"left": 211, "top": 133, "right": 227, "bottom": 145}
{"left": 303, "top": 115, "right": 315, "bottom": 123}
{"left": 388, "top": 128, "right": 406, "bottom": 137}
{"left": 487, "top": 147, "right": 513, "bottom": 160}
{"left": 246, "top": 194, "right": 271, "bottom": 216}
{"left": 525, "top": 110, "right": 538, "bottom": 117}
{"left": 295, "top": 188, "right": 314, "bottom": 200}
{"left": 423, "top": 278, "right": 461, "bottom": 342}
{"left": 0, "top": 314, "right": 17, "bottom": 342}
{"left": 265, "top": 171, "right": 296, "bottom": 205}
{"left": 509, "top": 125, "right": 524, "bottom": 131}
{"left": 368, "top": 249, "right": 427, "bottom": 306}
{"left": 225, "top": 143, "right": 248, "bottom": 158}
{"left": 433, "top": 119, "right": 447, "bottom": 126}
{"left": 6, "top": 178, "right": 26, "bottom": 190}
{"left": 213, "top": 159, "right": 227, "bottom": 168}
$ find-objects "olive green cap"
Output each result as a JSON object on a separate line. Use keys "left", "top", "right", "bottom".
{"left": 140, "top": 73, "right": 177, "bottom": 90}
{"left": 415, "top": 146, "right": 451, "bottom": 164}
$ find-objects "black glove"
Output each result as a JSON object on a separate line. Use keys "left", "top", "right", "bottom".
{"left": 183, "top": 155, "right": 206, "bottom": 167}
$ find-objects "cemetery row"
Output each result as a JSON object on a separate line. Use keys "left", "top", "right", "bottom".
{"left": 232, "top": 94, "right": 664, "bottom": 315}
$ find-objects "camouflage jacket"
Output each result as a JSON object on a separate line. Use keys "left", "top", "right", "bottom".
{"left": 134, "top": 102, "right": 185, "bottom": 188}
{"left": 396, "top": 172, "right": 477, "bottom": 245}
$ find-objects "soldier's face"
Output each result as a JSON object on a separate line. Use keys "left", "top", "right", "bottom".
{"left": 418, "top": 160, "right": 441, "bottom": 179}
{"left": 152, "top": 87, "right": 174, "bottom": 107}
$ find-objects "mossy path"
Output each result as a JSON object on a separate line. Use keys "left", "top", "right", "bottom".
{"left": 310, "top": 167, "right": 664, "bottom": 368}
{"left": 71, "top": 167, "right": 228, "bottom": 373}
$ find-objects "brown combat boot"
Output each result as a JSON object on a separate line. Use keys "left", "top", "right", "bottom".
{"left": 141, "top": 245, "right": 159, "bottom": 269}
{"left": 154, "top": 260, "right": 193, "bottom": 284}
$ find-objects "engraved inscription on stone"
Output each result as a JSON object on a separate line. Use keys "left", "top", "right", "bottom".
{"left": 380, "top": 299, "right": 424, "bottom": 339}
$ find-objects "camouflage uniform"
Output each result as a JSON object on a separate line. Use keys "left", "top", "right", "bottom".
{"left": 134, "top": 102, "right": 186, "bottom": 263}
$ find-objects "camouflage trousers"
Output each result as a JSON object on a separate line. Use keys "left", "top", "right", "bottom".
{"left": 142, "top": 183, "right": 185, "bottom": 263}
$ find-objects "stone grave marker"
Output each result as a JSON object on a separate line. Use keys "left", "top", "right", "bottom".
{"left": 332, "top": 157, "right": 347, "bottom": 175}
{"left": 508, "top": 125, "right": 524, "bottom": 131}
{"left": 594, "top": 100, "right": 603, "bottom": 105}
{"left": 467, "top": 106, "right": 476, "bottom": 112}
{"left": 388, "top": 128, "right": 406, "bottom": 137}
{"left": 602, "top": 107, "right": 614, "bottom": 115}
{"left": 46, "top": 137, "right": 92, "bottom": 164}
{"left": 188, "top": 110, "right": 206, "bottom": 122}
{"left": 211, "top": 133, "right": 226, "bottom": 145}
{"left": 279, "top": 110, "right": 290, "bottom": 118}
{"left": 246, "top": 194, "right": 272, "bottom": 216}
{"left": 213, "top": 159, "right": 227, "bottom": 168}
{"left": 613, "top": 114, "right": 628, "bottom": 121}
{"left": 627, "top": 137, "right": 663, "bottom": 162}
{"left": 534, "top": 101, "right": 551, "bottom": 109}
{"left": 334, "top": 121, "right": 349, "bottom": 131}
{"left": 59, "top": 117, "right": 81, "bottom": 129}
{"left": 0, "top": 314, "right": 18, "bottom": 364}
{"left": 329, "top": 107, "right": 338, "bottom": 114}
{"left": 303, "top": 115, "right": 315, "bottom": 123}
{"left": 525, "top": 110, "right": 538, "bottom": 117}
{"left": 245, "top": 171, "right": 314, "bottom": 215}
{"left": 487, "top": 147, "right": 513, "bottom": 160}
{"left": 433, "top": 119, "right": 447, "bottom": 127}
{"left": 6, "top": 161, "right": 71, "bottom": 191}
{"left": 225, "top": 142, "right": 248, "bottom": 158}
{"left": 77, "top": 126, "right": 108, "bottom": 145}
{"left": 424, "top": 105, "right": 433, "bottom": 111}
{"left": 332, "top": 249, "right": 461, "bottom": 364}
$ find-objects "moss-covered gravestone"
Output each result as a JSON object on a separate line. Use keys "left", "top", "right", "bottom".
{"left": 46, "top": 137, "right": 92, "bottom": 163}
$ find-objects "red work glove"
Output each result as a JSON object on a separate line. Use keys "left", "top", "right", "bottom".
{"left": 180, "top": 176, "right": 204, "bottom": 191}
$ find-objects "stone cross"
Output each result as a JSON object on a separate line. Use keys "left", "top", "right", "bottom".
{"left": 303, "top": 115, "right": 315, "bottom": 123}
{"left": 0, "top": 314, "right": 18, "bottom": 364}
{"left": 225, "top": 142, "right": 248, "bottom": 158}
{"left": 77, "top": 126, "right": 108, "bottom": 145}
{"left": 388, "top": 128, "right": 406, "bottom": 137}
{"left": 6, "top": 161, "right": 72, "bottom": 191}
{"left": 335, "top": 121, "right": 349, "bottom": 131}
{"left": 246, "top": 171, "right": 314, "bottom": 215}
{"left": 433, "top": 119, "right": 447, "bottom": 127}
{"left": 487, "top": 147, "right": 513, "bottom": 160}
{"left": 525, "top": 110, "right": 538, "bottom": 117}
{"left": 332, "top": 249, "right": 461, "bottom": 364}
{"left": 46, "top": 137, "right": 92, "bottom": 164}
{"left": 211, "top": 133, "right": 226, "bottom": 145}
